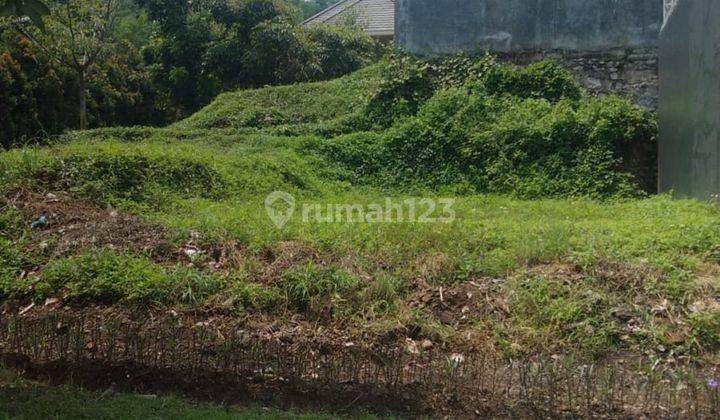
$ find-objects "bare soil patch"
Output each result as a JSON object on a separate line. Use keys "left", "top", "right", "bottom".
{"left": 1, "top": 190, "right": 173, "bottom": 260}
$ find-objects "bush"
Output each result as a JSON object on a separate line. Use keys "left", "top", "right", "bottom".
{"left": 243, "top": 22, "right": 375, "bottom": 87}
{"left": 318, "top": 54, "right": 658, "bottom": 198}
{"left": 364, "top": 54, "right": 436, "bottom": 127}
{"left": 375, "top": 90, "right": 651, "bottom": 198}
{"left": 243, "top": 22, "right": 323, "bottom": 86}
{"left": 306, "top": 24, "right": 376, "bottom": 81}
{"left": 479, "top": 60, "right": 583, "bottom": 102}
{"left": 0, "top": 27, "right": 174, "bottom": 149}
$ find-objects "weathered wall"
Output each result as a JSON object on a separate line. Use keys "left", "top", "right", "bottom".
{"left": 659, "top": 0, "right": 720, "bottom": 200}
{"left": 395, "top": 0, "right": 663, "bottom": 107}
{"left": 496, "top": 48, "right": 659, "bottom": 108}
{"left": 396, "top": 0, "right": 662, "bottom": 54}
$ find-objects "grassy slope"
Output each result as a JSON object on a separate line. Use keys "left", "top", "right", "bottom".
{"left": 1, "top": 62, "right": 720, "bottom": 359}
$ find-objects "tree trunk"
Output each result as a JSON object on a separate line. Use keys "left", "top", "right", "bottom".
{"left": 78, "top": 69, "right": 87, "bottom": 130}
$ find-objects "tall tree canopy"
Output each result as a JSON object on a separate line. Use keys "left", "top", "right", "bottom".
{"left": 0, "top": 0, "right": 50, "bottom": 28}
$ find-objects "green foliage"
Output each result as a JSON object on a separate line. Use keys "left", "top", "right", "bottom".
{"left": 479, "top": 59, "right": 582, "bottom": 102}
{"left": 0, "top": 206, "right": 24, "bottom": 238}
{"left": 177, "top": 63, "right": 381, "bottom": 131}
{"left": 21, "top": 140, "right": 230, "bottom": 201}
{"left": 286, "top": 0, "right": 336, "bottom": 19}
{"left": 34, "top": 250, "right": 224, "bottom": 304}
{"left": 2, "top": 50, "right": 713, "bottom": 360}
{"left": 0, "top": 2, "right": 174, "bottom": 148}
{"left": 1, "top": 0, "right": 376, "bottom": 147}
{"left": 242, "top": 22, "right": 322, "bottom": 86}
{"left": 0, "top": 237, "right": 24, "bottom": 298}
{"left": 506, "top": 274, "right": 617, "bottom": 355}
{"left": 362, "top": 54, "right": 582, "bottom": 129}
{"left": 143, "top": 0, "right": 375, "bottom": 117}
{"left": 25, "top": 144, "right": 228, "bottom": 202}
{"left": 305, "top": 24, "right": 376, "bottom": 81}
{"left": 354, "top": 91, "right": 654, "bottom": 198}
{"left": 689, "top": 312, "right": 720, "bottom": 350}
{"left": 279, "top": 262, "right": 358, "bottom": 311}
{"left": 358, "top": 273, "right": 406, "bottom": 315}
{"left": 364, "top": 54, "right": 436, "bottom": 128}
{"left": 0, "top": 0, "right": 50, "bottom": 29}
{"left": 318, "top": 54, "right": 658, "bottom": 198}
{"left": 37, "top": 250, "right": 168, "bottom": 302}
{"left": 229, "top": 280, "right": 284, "bottom": 312}
{"left": 167, "top": 266, "right": 226, "bottom": 305}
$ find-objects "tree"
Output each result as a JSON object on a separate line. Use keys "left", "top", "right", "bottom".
{"left": 0, "top": 0, "right": 50, "bottom": 28}
{"left": 287, "top": 0, "right": 335, "bottom": 19}
{"left": 15, "top": 0, "right": 123, "bottom": 129}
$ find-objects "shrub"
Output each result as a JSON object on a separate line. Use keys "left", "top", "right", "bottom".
{"left": 243, "top": 22, "right": 375, "bottom": 87}
{"left": 479, "top": 60, "right": 583, "bottom": 102}
{"left": 306, "top": 24, "right": 376, "bottom": 80}
{"left": 356, "top": 88, "right": 652, "bottom": 198}
{"left": 243, "top": 22, "right": 323, "bottom": 86}
{"left": 364, "top": 54, "right": 435, "bottom": 127}
{"left": 363, "top": 54, "right": 581, "bottom": 129}
{"left": 319, "top": 53, "right": 658, "bottom": 198}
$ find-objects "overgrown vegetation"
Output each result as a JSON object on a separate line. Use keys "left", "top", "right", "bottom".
{"left": 0, "top": 51, "right": 717, "bottom": 366}
{"left": 0, "top": 0, "right": 377, "bottom": 147}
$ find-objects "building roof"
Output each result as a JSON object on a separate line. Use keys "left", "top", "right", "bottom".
{"left": 303, "top": 0, "right": 395, "bottom": 37}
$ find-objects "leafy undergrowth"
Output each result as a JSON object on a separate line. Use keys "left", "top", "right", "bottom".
{"left": 0, "top": 54, "right": 717, "bottom": 365}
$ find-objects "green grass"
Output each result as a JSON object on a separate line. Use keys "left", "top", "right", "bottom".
{"left": 1, "top": 57, "right": 719, "bottom": 358}
{"left": 172, "top": 64, "right": 383, "bottom": 133}
{"left": 0, "top": 370, "right": 365, "bottom": 420}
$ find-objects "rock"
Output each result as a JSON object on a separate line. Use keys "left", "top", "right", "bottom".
{"left": 421, "top": 339, "right": 433, "bottom": 350}
{"left": 406, "top": 338, "right": 419, "bottom": 355}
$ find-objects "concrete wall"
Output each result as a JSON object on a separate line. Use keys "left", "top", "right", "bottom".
{"left": 396, "top": 0, "right": 662, "bottom": 54}
{"left": 395, "top": 0, "right": 663, "bottom": 108}
{"left": 659, "top": 0, "right": 720, "bottom": 200}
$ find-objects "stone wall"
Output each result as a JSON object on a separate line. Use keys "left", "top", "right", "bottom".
{"left": 496, "top": 48, "right": 659, "bottom": 108}
{"left": 659, "top": 0, "right": 720, "bottom": 199}
{"left": 395, "top": 0, "right": 663, "bottom": 107}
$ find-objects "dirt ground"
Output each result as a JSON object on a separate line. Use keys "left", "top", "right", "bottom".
{"left": 1, "top": 190, "right": 173, "bottom": 260}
